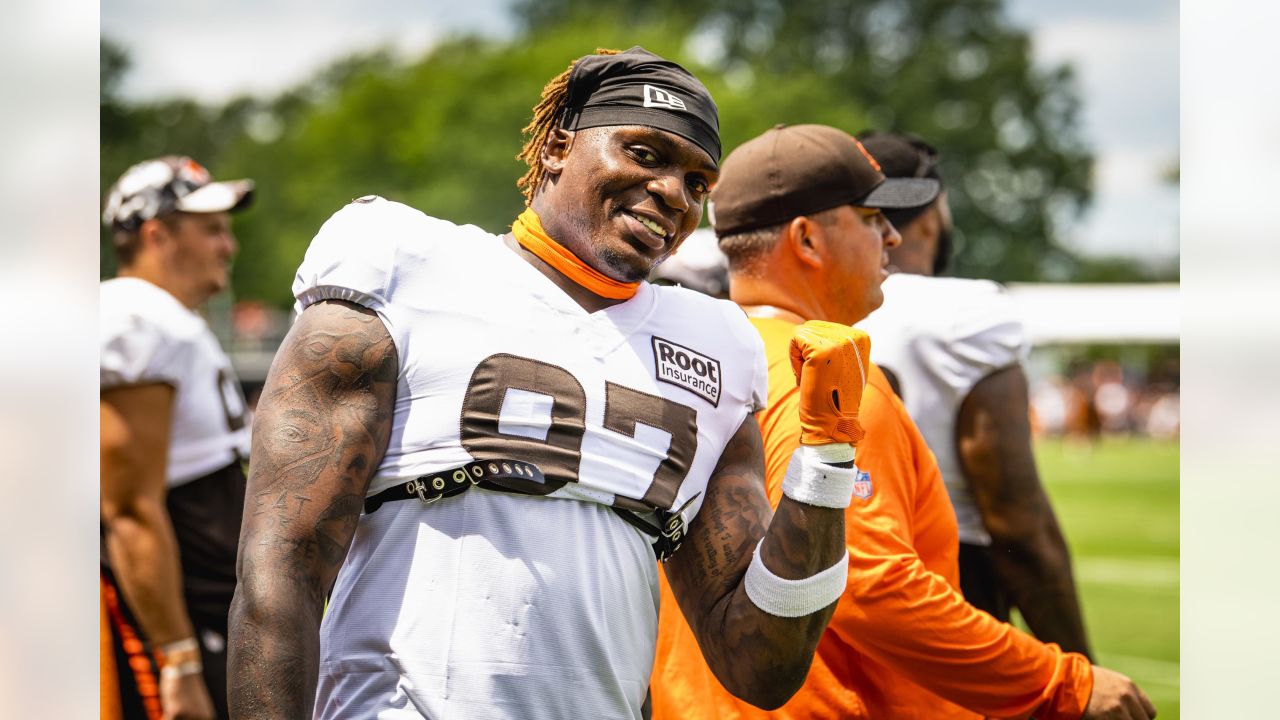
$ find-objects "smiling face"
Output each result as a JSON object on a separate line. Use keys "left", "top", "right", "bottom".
{"left": 533, "top": 125, "right": 718, "bottom": 283}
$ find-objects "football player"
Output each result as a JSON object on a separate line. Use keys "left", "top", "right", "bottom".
{"left": 858, "top": 130, "right": 1092, "bottom": 657}
{"left": 101, "top": 156, "right": 254, "bottom": 720}
{"left": 229, "top": 47, "right": 873, "bottom": 720}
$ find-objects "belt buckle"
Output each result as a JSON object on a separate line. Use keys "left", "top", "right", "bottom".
{"left": 407, "top": 478, "right": 441, "bottom": 506}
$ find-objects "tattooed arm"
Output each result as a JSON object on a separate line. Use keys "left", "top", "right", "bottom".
{"left": 227, "top": 300, "right": 397, "bottom": 719}
{"left": 663, "top": 416, "right": 844, "bottom": 709}
{"left": 958, "top": 364, "right": 1092, "bottom": 658}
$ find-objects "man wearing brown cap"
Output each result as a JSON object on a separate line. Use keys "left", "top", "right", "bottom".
{"left": 858, "top": 130, "right": 1093, "bottom": 659}
{"left": 230, "top": 48, "right": 874, "bottom": 720}
{"left": 650, "top": 124, "right": 1155, "bottom": 720}
{"left": 100, "top": 156, "right": 254, "bottom": 720}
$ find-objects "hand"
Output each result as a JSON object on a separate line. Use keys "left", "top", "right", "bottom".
{"left": 1083, "top": 665, "right": 1157, "bottom": 719}
{"left": 788, "top": 321, "right": 870, "bottom": 446}
{"left": 159, "top": 671, "right": 216, "bottom": 720}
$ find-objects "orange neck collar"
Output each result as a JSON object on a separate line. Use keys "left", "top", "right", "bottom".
{"left": 511, "top": 208, "right": 640, "bottom": 301}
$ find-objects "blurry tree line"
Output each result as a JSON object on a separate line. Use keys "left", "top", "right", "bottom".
{"left": 101, "top": 0, "right": 1174, "bottom": 309}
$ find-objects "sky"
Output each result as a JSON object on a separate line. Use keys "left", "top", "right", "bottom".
{"left": 101, "top": 0, "right": 1179, "bottom": 264}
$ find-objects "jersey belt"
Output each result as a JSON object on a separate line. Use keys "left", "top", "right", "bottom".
{"left": 362, "top": 459, "right": 690, "bottom": 561}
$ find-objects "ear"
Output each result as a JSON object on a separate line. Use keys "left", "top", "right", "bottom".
{"left": 785, "top": 215, "right": 826, "bottom": 270}
{"left": 137, "top": 217, "right": 172, "bottom": 255}
{"left": 541, "top": 128, "right": 576, "bottom": 177}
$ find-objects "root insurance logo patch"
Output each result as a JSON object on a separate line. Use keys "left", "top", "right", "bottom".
{"left": 652, "top": 336, "right": 721, "bottom": 407}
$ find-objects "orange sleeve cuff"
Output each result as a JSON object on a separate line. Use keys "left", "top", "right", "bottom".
{"left": 1036, "top": 650, "right": 1094, "bottom": 720}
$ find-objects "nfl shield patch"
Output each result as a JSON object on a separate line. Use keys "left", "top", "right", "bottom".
{"left": 852, "top": 470, "right": 874, "bottom": 500}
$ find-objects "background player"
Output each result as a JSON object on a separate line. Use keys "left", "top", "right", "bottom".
{"left": 229, "top": 48, "right": 872, "bottom": 720}
{"left": 858, "top": 131, "right": 1091, "bottom": 656}
{"left": 651, "top": 124, "right": 1154, "bottom": 719}
{"left": 100, "top": 156, "right": 254, "bottom": 720}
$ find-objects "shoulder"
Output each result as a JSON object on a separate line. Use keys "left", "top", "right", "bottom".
{"left": 314, "top": 195, "right": 452, "bottom": 237}
{"left": 100, "top": 278, "right": 203, "bottom": 388}
{"left": 743, "top": 316, "right": 797, "bottom": 358}
{"left": 888, "top": 275, "right": 1019, "bottom": 328}
{"left": 874, "top": 274, "right": 1016, "bottom": 324}
{"left": 652, "top": 284, "right": 762, "bottom": 353}
{"left": 865, "top": 275, "right": 1026, "bottom": 367}
{"left": 307, "top": 195, "right": 488, "bottom": 261}
{"left": 649, "top": 286, "right": 769, "bottom": 411}
{"left": 100, "top": 278, "right": 202, "bottom": 342}
{"left": 294, "top": 196, "right": 497, "bottom": 310}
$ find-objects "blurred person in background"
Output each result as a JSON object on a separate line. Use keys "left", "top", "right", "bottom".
{"left": 857, "top": 131, "right": 1092, "bottom": 656}
{"left": 652, "top": 124, "right": 1154, "bottom": 720}
{"left": 1091, "top": 360, "right": 1133, "bottom": 434}
{"left": 100, "top": 156, "right": 254, "bottom": 720}
{"left": 1067, "top": 361, "right": 1104, "bottom": 442}
{"left": 1031, "top": 376, "right": 1071, "bottom": 436}
{"left": 649, "top": 228, "right": 731, "bottom": 298}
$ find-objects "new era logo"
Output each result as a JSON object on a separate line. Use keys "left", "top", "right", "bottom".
{"left": 643, "top": 84, "right": 687, "bottom": 111}
{"left": 653, "top": 337, "right": 721, "bottom": 406}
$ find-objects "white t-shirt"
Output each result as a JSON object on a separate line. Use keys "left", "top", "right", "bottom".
{"left": 858, "top": 273, "right": 1028, "bottom": 546}
{"left": 100, "top": 277, "right": 250, "bottom": 486}
{"left": 293, "top": 197, "right": 768, "bottom": 720}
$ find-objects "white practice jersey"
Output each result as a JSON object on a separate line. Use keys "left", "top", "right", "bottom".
{"left": 292, "top": 197, "right": 767, "bottom": 720}
{"left": 859, "top": 273, "right": 1028, "bottom": 546}
{"left": 100, "top": 277, "right": 250, "bottom": 486}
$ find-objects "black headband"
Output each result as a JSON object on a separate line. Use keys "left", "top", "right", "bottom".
{"left": 561, "top": 46, "right": 721, "bottom": 166}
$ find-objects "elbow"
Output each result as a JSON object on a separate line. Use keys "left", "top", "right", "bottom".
{"left": 748, "top": 676, "right": 806, "bottom": 710}
{"left": 713, "top": 654, "right": 813, "bottom": 710}
{"left": 101, "top": 493, "right": 164, "bottom": 534}
{"left": 985, "top": 517, "right": 1072, "bottom": 575}
{"left": 985, "top": 510, "right": 1064, "bottom": 554}
{"left": 985, "top": 518, "right": 1039, "bottom": 548}
{"left": 232, "top": 546, "right": 327, "bottom": 625}
{"left": 723, "top": 667, "right": 807, "bottom": 710}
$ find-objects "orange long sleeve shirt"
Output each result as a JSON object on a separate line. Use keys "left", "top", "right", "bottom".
{"left": 651, "top": 316, "right": 1093, "bottom": 720}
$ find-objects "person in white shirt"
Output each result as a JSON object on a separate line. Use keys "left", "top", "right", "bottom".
{"left": 100, "top": 156, "right": 255, "bottom": 720}
{"left": 229, "top": 47, "right": 875, "bottom": 720}
{"left": 858, "top": 131, "right": 1091, "bottom": 658}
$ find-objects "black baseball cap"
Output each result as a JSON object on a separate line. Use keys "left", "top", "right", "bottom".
{"left": 103, "top": 156, "right": 254, "bottom": 231}
{"left": 858, "top": 131, "right": 944, "bottom": 230}
{"left": 708, "top": 124, "right": 939, "bottom": 235}
{"left": 858, "top": 131, "right": 942, "bottom": 181}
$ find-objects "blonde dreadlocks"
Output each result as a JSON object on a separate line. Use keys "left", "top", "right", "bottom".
{"left": 516, "top": 48, "right": 621, "bottom": 206}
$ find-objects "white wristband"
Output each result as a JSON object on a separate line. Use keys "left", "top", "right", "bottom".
{"left": 157, "top": 637, "right": 200, "bottom": 656}
{"left": 781, "top": 444, "right": 857, "bottom": 508}
{"left": 159, "top": 660, "right": 203, "bottom": 679}
{"left": 744, "top": 539, "right": 849, "bottom": 617}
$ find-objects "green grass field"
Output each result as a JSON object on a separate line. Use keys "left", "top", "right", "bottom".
{"left": 1034, "top": 436, "right": 1179, "bottom": 718}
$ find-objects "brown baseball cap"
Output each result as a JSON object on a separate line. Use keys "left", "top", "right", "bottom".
{"left": 708, "top": 124, "right": 940, "bottom": 235}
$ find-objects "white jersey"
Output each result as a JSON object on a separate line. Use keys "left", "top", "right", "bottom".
{"left": 100, "top": 277, "right": 250, "bottom": 486}
{"left": 858, "top": 273, "right": 1028, "bottom": 546}
{"left": 293, "top": 197, "right": 767, "bottom": 720}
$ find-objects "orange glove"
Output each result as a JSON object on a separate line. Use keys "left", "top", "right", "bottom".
{"left": 789, "top": 321, "right": 870, "bottom": 446}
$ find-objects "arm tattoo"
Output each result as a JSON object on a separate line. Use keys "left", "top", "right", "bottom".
{"left": 228, "top": 300, "right": 398, "bottom": 719}
{"left": 664, "top": 417, "right": 845, "bottom": 709}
